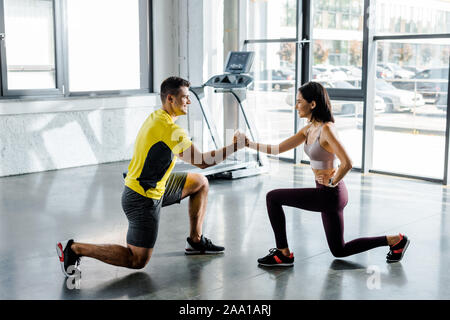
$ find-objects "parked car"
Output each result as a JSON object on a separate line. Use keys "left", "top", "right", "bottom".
{"left": 390, "top": 67, "right": 449, "bottom": 103}
{"left": 402, "top": 66, "right": 424, "bottom": 75}
{"left": 319, "top": 81, "right": 386, "bottom": 114}
{"left": 376, "top": 78, "right": 425, "bottom": 112}
{"left": 339, "top": 66, "right": 362, "bottom": 78}
{"left": 320, "top": 80, "right": 355, "bottom": 88}
{"left": 312, "top": 66, "right": 333, "bottom": 81}
{"left": 313, "top": 64, "right": 348, "bottom": 81}
{"left": 436, "top": 93, "right": 448, "bottom": 111}
{"left": 329, "top": 95, "right": 386, "bottom": 115}
{"left": 378, "top": 63, "right": 415, "bottom": 79}
{"left": 284, "top": 80, "right": 386, "bottom": 115}
{"left": 377, "top": 66, "right": 394, "bottom": 79}
{"left": 249, "top": 69, "right": 294, "bottom": 91}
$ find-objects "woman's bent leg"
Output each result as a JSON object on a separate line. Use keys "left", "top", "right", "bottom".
{"left": 266, "top": 187, "right": 327, "bottom": 249}
{"left": 321, "top": 209, "right": 388, "bottom": 258}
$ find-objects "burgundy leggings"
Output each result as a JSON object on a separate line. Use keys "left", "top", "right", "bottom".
{"left": 266, "top": 181, "right": 387, "bottom": 257}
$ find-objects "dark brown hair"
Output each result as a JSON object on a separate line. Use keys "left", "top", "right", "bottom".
{"left": 160, "top": 76, "right": 191, "bottom": 104}
{"left": 298, "top": 81, "right": 335, "bottom": 123}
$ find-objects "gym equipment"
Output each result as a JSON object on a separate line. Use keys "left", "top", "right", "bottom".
{"left": 174, "top": 51, "right": 268, "bottom": 179}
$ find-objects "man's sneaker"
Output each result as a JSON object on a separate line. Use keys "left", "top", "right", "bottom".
{"left": 56, "top": 239, "right": 81, "bottom": 277}
{"left": 257, "top": 248, "right": 294, "bottom": 267}
{"left": 185, "top": 235, "right": 224, "bottom": 255}
{"left": 386, "top": 234, "right": 410, "bottom": 263}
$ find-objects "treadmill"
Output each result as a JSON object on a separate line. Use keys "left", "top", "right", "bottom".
{"left": 174, "top": 51, "right": 268, "bottom": 179}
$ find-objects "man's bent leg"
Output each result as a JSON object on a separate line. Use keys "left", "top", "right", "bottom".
{"left": 181, "top": 173, "right": 209, "bottom": 243}
{"left": 71, "top": 242, "right": 152, "bottom": 269}
{"left": 163, "top": 172, "right": 223, "bottom": 254}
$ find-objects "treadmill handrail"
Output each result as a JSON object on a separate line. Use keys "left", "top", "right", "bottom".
{"left": 189, "top": 86, "right": 221, "bottom": 149}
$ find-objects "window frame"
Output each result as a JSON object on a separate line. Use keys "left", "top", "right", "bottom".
{"left": 0, "top": 0, "right": 153, "bottom": 99}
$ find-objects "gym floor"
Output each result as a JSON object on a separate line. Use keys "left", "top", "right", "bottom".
{"left": 1, "top": 159, "right": 449, "bottom": 300}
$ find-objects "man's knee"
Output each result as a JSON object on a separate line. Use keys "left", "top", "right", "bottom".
{"left": 129, "top": 254, "right": 150, "bottom": 269}
{"left": 191, "top": 173, "right": 209, "bottom": 192}
{"left": 127, "top": 246, "right": 152, "bottom": 269}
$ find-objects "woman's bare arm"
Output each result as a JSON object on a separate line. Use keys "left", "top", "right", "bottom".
{"left": 246, "top": 124, "right": 310, "bottom": 155}
{"left": 320, "top": 123, "right": 353, "bottom": 185}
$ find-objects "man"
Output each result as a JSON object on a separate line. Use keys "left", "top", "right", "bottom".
{"left": 56, "top": 76, "right": 245, "bottom": 276}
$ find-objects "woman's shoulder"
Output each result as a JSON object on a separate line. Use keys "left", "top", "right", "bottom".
{"left": 300, "top": 122, "right": 313, "bottom": 135}
{"left": 321, "top": 121, "right": 337, "bottom": 136}
{"left": 322, "top": 121, "right": 335, "bottom": 130}
{"left": 303, "top": 122, "right": 314, "bottom": 130}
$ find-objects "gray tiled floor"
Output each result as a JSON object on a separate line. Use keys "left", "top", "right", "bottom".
{"left": 1, "top": 160, "right": 449, "bottom": 299}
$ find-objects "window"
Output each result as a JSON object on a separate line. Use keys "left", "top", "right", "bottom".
{"left": 0, "top": 0, "right": 151, "bottom": 97}
{"left": 312, "top": 0, "right": 364, "bottom": 88}
{"left": 3, "top": 0, "right": 57, "bottom": 90}
{"left": 246, "top": 41, "right": 297, "bottom": 160}
{"left": 247, "top": 0, "right": 296, "bottom": 40}
{"left": 307, "top": 0, "right": 364, "bottom": 169}
{"left": 66, "top": 0, "right": 143, "bottom": 92}
{"left": 245, "top": 0, "right": 298, "bottom": 160}
{"left": 372, "top": 5, "right": 450, "bottom": 180}
{"left": 375, "top": 0, "right": 450, "bottom": 35}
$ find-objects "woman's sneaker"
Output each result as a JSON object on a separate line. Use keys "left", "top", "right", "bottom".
{"left": 56, "top": 239, "right": 81, "bottom": 277}
{"left": 185, "top": 235, "right": 225, "bottom": 255}
{"left": 257, "top": 248, "right": 294, "bottom": 267}
{"left": 386, "top": 234, "right": 410, "bottom": 263}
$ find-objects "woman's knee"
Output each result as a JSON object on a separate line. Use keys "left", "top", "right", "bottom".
{"left": 329, "top": 246, "right": 347, "bottom": 258}
{"left": 266, "top": 189, "right": 281, "bottom": 204}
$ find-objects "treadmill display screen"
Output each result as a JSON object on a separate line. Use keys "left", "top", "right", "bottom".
{"left": 224, "top": 51, "right": 254, "bottom": 74}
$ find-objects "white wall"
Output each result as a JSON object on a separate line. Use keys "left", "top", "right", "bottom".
{"left": 0, "top": 95, "right": 160, "bottom": 177}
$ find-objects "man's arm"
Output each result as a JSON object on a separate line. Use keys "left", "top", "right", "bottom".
{"left": 177, "top": 132, "right": 245, "bottom": 169}
{"left": 177, "top": 142, "right": 241, "bottom": 169}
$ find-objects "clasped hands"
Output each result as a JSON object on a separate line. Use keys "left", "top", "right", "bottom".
{"left": 233, "top": 130, "right": 250, "bottom": 149}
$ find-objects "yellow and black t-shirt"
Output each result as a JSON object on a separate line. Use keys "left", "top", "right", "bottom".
{"left": 124, "top": 109, "right": 192, "bottom": 199}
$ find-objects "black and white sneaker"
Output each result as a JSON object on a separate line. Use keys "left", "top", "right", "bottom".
{"left": 185, "top": 235, "right": 224, "bottom": 255}
{"left": 257, "top": 248, "right": 294, "bottom": 267}
{"left": 386, "top": 234, "right": 410, "bottom": 263}
{"left": 56, "top": 239, "right": 81, "bottom": 277}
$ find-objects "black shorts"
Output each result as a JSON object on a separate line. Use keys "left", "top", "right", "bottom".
{"left": 121, "top": 172, "right": 188, "bottom": 248}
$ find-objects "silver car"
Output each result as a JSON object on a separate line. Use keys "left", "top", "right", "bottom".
{"left": 376, "top": 79, "right": 425, "bottom": 112}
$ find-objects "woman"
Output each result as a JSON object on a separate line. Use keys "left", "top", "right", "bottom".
{"left": 242, "top": 81, "right": 410, "bottom": 267}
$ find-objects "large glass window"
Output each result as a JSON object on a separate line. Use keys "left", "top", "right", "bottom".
{"left": 329, "top": 98, "right": 364, "bottom": 169}
{"left": 66, "top": 0, "right": 142, "bottom": 92}
{"left": 246, "top": 41, "right": 296, "bottom": 159}
{"left": 244, "top": 0, "right": 450, "bottom": 182}
{"left": 376, "top": 0, "right": 450, "bottom": 35}
{"left": 303, "top": 0, "right": 365, "bottom": 168}
{"left": 373, "top": 39, "right": 450, "bottom": 179}
{"left": 245, "top": 0, "right": 298, "bottom": 160}
{"left": 247, "top": 0, "right": 296, "bottom": 39}
{"left": 3, "top": 0, "right": 56, "bottom": 90}
{"left": 372, "top": 0, "right": 450, "bottom": 180}
{"left": 312, "top": 0, "right": 364, "bottom": 88}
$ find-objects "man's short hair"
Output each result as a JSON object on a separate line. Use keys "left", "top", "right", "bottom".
{"left": 160, "top": 76, "right": 190, "bottom": 104}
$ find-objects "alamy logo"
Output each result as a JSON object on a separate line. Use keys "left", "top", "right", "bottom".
{"left": 66, "top": 265, "right": 81, "bottom": 290}
{"left": 366, "top": 265, "right": 381, "bottom": 290}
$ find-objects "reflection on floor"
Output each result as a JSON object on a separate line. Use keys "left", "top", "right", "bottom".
{"left": 1, "top": 159, "right": 449, "bottom": 300}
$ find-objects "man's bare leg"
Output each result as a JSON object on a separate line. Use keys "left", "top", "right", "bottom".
{"left": 65, "top": 173, "right": 210, "bottom": 270}
{"left": 71, "top": 242, "right": 152, "bottom": 269}
{"left": 181, "top": 173, "right": 209, "bottom": 243}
